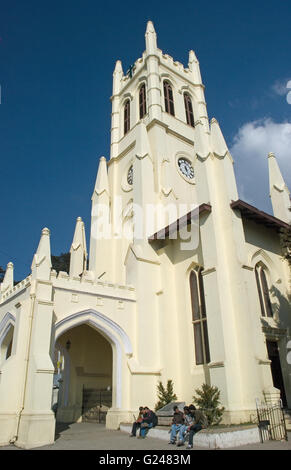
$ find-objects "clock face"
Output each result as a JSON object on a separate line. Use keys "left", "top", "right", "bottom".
{"left": 178, "top": 158, "right": 194, "bottom": 180}
{"left": 127, "top": 165, "right": 133, "bottom": 185}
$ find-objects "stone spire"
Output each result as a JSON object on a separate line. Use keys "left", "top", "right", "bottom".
{"left": 145, "top": 20, "right": 157, "bottom": 54}
{"left": 69, "top": 217, "right": 87, "bottom": 278}
{"left": 209, "top": 118, "right": 239, "bottom": 201}
{"left": 111, "top": 62, "right": 123, "bottom": 159}
{"left": 0, "top": 262, "right": 14, "bottom": 293}
{"left": 89, "top": 157, "right": 111, "bottom": 276}
{"left": 31, "top": 228, "right": 52, "bottom": 280}
{"left": 210, "top": 118, "right": 228, "bottom": 157}
{"left": 188, "top": 49, "right": 202, "bottom": 84}
{"left": 92, "top": 156, "right": 110, "bottom": 198}
{"left": 268, "top": 152, "right": 291, "bottom": 223}
{"left": 113, "top": 60, "right": 123, "bottom": 95}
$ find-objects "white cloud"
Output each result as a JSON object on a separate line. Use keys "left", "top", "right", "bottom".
{"left": 271, "top": 79, "right": 291, "bottom": 97}
{"left": 230, "top": 118, "right": 291, "bottom": 212}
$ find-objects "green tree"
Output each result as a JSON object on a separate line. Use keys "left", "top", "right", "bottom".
{"left": 279, "top": 225, "right": 291, "bottom": 294}
{"left": 51, "top": 252, "right": 71, "bottom": 274}
{"left": 280, "top": 225, "right": 291, "bottom": 266}
{"left": 155, "top": 380, "right": 178, "bottom": 411}
{"left": 0, "top": 266, "right": 5, "bottom": 283}
{"left": 193, "top": 383, "right": 225, "bottom": 426}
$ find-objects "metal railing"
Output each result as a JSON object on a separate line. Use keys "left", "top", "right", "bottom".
{"left": 256, "top": 399, "right": 288, "bottom": 442}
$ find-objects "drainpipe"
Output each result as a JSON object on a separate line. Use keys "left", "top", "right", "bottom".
{"left": 10, "top": 292, "right": 36, "bottom": 444}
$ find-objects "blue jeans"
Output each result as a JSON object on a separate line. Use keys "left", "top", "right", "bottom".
{"left": 140, "top": 422, "right": 153, "bottom": 438}
{"left": 170, "top": 424, "right": 182, "bottom": 442}
{"left": 188, "top": 424, "right": 202, "bottom": 446}
{"left": 178, "top": 424, "right": 188, "bottom": 442}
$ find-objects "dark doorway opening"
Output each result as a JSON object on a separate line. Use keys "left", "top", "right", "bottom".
{"left": 82, "top": 388, "right": 112, "bottom": 423}
{"left": 266, "top": 340, "right": 287, "bottom": 408}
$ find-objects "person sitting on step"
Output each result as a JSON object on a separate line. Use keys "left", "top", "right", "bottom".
{"left": 186, "top": 405, "right": 208, "bottom": 449}
{"left": 130, "top": 406, "right": 144, "bottom": 437}
{"left": 176, "top": 406, "right": 194, "bottom": 446}
{"left": 168, "top": 405, "right": 185, "bottom": 444}
{"left": 139, "top": 407, "right": 156, "bottom": 438}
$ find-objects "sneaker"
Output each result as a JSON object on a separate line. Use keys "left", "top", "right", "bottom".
{"left": 177, "top": 441, "right": 184, "bottom": 447}
{"left": 187, "top": 444, "right": 193, "bottom": 449}
{"left": 168, "top": 441, "right": 175, "bottom": 444}
{"left": 129, "top": 434, "right": 135, "bottom": 437}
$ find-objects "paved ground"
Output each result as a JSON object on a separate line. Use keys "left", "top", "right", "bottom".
{"left": 1, "top": 423, "right": 290, "bottom": 451}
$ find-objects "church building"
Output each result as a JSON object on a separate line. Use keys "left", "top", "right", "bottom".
{"left": 0, "top": 21, "right": 290, "bottom": 449}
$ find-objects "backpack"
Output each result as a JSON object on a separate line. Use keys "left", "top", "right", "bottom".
{"left": 152, "top": 412, "right": 158, "bottom": 427}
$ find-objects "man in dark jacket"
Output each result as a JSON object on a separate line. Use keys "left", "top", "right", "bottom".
{"left": 187, "top": 406, "right": 207, "bottom": 448}
{"left": 139, "top": 407, "right": 155, "bottom": 438}
{"left": 130, "top": 406, "right": 144, "bottom": 437}
{"left": 168, "top": 405, "right": 185, "bottom": 444}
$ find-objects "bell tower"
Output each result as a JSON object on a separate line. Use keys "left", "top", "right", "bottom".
{"left": 107, "top": 20, "right": 212, "bottom": 209}
{"left": 89, "top": 21, "right": 240, "bottom": 285}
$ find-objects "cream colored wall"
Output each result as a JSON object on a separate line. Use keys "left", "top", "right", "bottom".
{"left": 242, "top": 218, "right": 291, "bottom": 408}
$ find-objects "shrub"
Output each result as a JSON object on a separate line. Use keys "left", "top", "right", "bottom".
{"left": 193, "top": 383, "right": 225, "bottom": 426}
{"left": 155, "top": 380, "right": 178, "bottom": 411}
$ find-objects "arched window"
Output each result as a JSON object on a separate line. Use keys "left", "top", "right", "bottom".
{"left": 163, "top": 81, "right": 175, "bottom": 116}
{"left": 124, "top": 99, "right": 130, "bottom": 135}
{"left": 189, "top": 269, "right": 210, "bottom": 365}
{"left": 184, "top": 93, "right": 195, "bottom": 127}
{"left": 255, "top": 264, "right": 273, "bottom": 317}
{"left": 139, "top": 84, "right": 147, "bottom": 119}
{"left": 0, "top": 324, "right": 14, "bottom": 363}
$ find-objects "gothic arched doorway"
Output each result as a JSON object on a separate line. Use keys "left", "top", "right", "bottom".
{"left": 54, "top": 323, "right": 113, "bottom": 424}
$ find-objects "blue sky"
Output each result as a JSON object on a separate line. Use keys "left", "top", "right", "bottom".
{"left": 0, "top": 0, "right": 291, "bottom": 281}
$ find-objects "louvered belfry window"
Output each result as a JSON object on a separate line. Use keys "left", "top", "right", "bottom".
{"left": 255, "top": 264, "right": 273, "bottom": 317}
{"left": 124, "top": 99, "right": 130, "bottom": 135}
{"left": 163, "top": 81, "right": 175, "bottom": 116}
{"left": 139, "top": 84, "right": 147, "bottom": 119}
{"left": 189, "top": 269, "right": 211, "bottom": 365}
{"left": 184, "top": 93, "right": 195, "bottom": 127}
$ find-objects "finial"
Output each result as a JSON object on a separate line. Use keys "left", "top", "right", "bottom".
{"left": 146, "top": 20, "right": 156, "bottom": 33}
{"left": 114, "top": 60, "right": 123, "bottom": 75}
{"left": 189, "top": 50, "right": 198, "bottom": 64}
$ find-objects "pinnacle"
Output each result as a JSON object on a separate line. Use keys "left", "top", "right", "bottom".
{"left": 189, "top": 50, "right": 198, "bottom": 63}
{"left": 146, "top": 20, "right": 156, "bottom": 34}
{"left": 114, "top": 60, "right": 123, "bottom": 74}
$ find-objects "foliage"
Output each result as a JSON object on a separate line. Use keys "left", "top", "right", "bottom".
{"left": 193, "top": 383, "right": 225, "bottom": 426}
{"left": 51, "top": 252, "right": 71, "bottom": 274}
{"left": 280, "top": 225, "right": 291, "bottom": 266}
{"left": 155, "top": 379, "right": 178, "bottom": 411}
{"left": 0, "top": 266, "right": 5, "bottom": 283}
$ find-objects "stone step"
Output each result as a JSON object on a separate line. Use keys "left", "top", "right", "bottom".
{"left": 120, "top": 423, "right": 262, "bottom": 449}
